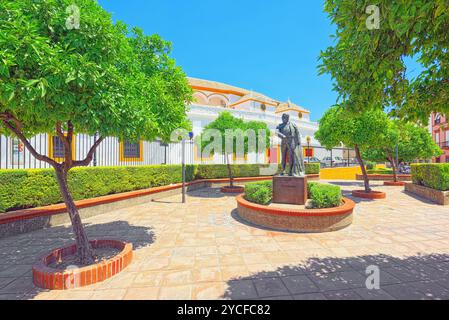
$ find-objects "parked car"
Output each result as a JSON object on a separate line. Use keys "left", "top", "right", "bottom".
{"left": 305, "top": 156, "right": 321, "bottom": 164}
{"left": 321, "top": 156, "right": 345, "bottom": 167}
{"left": 398, "top": 163, "right": 411, "bottom": 174}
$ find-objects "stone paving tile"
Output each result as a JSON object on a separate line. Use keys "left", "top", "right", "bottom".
{"left": 89, "top": 289, "right": 127, "bottom": 300}
{"left": 323, "top": 290, "right": 363, "bottom": 300}
{"left": 1, "top": 181, "right": 449, "bottom": 300}
{"left": 261, "top": 295, "right": 293, "bottom": 300}
{"left": 293, "top": 293, "right": 327, "bottom": 300}
{"left": 280, "top": 275, "right": 320, "bottom": 295}
{"left": 406, "top": 281, "right": 449, "bottom": 300}
{"left": 253, "top": 277, "right": 290, "bottom": 298}
{"left": 158, "top": 285, "right": 192, "bottom": 300}
{"left": 224, "top": 280, "right": 258, "bottom": 300}
{"left": 123, "top": 287, "right": 160, "bottom": 300}
{"left": 354, "top": 288, "right": 395, "bottom": 300}
{"left": 382, "top": 283, "right": 430, "bottom": 300}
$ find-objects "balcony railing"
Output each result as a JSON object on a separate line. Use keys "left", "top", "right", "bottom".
{"left": 440, "top": 141, "right": 449, "bottom": 149}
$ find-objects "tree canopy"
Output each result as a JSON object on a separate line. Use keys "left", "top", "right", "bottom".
{"left": 363, "top": 121, "right": 442, "bottom": 164}
{"left": 0, "top": 0, "right": 192, "bottom": 263}
{"left": 0, "top": 0, "right": 192, "bottom": 141}
{"left": 198, "top": 111, "right": 271, "bottom": 156}
{"left": 315, "top": 105, "right": 389, "bottom": 152}
{"left": 315, "top": 105, "right": 390, "bottom": 192}
{"left": 319, "top": 0, "right": 449, "bottom": 122}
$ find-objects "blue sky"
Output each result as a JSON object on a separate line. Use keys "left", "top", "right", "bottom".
{"left": 98, "top": 0, "right": 338, "bottom": 121}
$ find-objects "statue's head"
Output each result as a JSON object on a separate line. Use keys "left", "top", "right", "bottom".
{"left": 282, "top": 113, "right": 289, "bottom": 124}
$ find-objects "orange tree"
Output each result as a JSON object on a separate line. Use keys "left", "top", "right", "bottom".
{"left": 320, "top": 0, "right": 449, "bottom": 122}
{"left": 198, "top": 112, "right": 270, "bottom": 188}
{"left": 315, "top": 105, "right": 389, "bottom": 192}
{"left": 0, "top": 0, "right": 192, "bottom": 264}
{"left": 363, "top": 121, "right": 442, "bottom": 182}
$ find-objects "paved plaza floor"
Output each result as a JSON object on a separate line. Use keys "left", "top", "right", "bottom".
{"left": 1, "top": 181, "right": 449, "bottom": 300}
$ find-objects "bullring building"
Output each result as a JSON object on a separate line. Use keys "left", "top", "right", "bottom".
{"left": 0, "top": 78, "right": 326, "bottom": 169}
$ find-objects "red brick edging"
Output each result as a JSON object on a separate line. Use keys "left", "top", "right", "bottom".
{"left": 384, "top": 181, "right": 406, "bottom": 187}
{"left": 236, "top": 195, "right": 355, "bottom": 233}
{"left": 356, "top": 174, "right": 411, "bottom": 181}
{"left": 32, "top": 240, "right": 133, "bottom": 290}
{"left": 220, "top": 186, "right": 245, "bottom": 193}
{"left": 352, "top": 190, "right": 387, "bottom": 199}
{"left": 236, "top": 194, "right": 355, "bottom": 217}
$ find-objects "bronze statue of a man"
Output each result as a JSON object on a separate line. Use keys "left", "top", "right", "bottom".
{"left": 276, "top": 113, "right": 306, "bottom": 177}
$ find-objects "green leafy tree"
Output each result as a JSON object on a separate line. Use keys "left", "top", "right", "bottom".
{"left": 315, "top": 105, "right": 389, "bottom": 192}
{"left": 0, "top": 0, "right": 192, "bottom": 264}
{"left": 319, "top": 1, "right": 449, "bottom": 122}
{"left": 197, "top": 111, "right": 270, "bottom": 188}
{"left": 363, "top": 121, "right": 443, "bottom": 181}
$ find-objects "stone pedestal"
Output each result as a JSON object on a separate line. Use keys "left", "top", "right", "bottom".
{"left": 273, "top": 176, "right": 308, "bottom": 205}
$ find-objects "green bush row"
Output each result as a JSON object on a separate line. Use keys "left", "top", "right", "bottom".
{"left": 307, "top": 182, "right": 342, "bottom": 209}
{"left": 366, "top": 161, "right": 376, "bottom": 170}
{"left": 411, "top": 163, "right": 449, "bottom": 191}
{"left": 0, "top": 165, "right": 196, "bottom": 213}
{"left": 244, "top": 181, "right": 273, "bottom": 205}
{"left": 305, "top": 163, "right": 320, "bottom": 175}
{"left": 196, "top": 163, "right": 320, "bottom": 179}
{"left": 244, "top": 181, "right": 342, "bottom": 209}
{"left": 367, "top": 169, "right": 394, "bottom": 175}
{"left": 0, "top": 163, "right": 321, "bottom": 213}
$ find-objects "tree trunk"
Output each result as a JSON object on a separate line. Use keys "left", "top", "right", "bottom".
{"left": 355, "top": 145, "right": 371, "bottom": 193}
{"left": 225, "top": 153, "right": 234, "bottom": 188}
{"left": 55, "top": 167, "right": 95, "bottom": 265}
{"left": 388, "top": 157, "right": 398, "bottom": 183}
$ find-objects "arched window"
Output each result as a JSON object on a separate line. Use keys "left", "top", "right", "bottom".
{"left": 208, "top": 94, "right": 229, "bottom": 108}
{"left": 193, "top": 92, "right": 209, "bottom": 105}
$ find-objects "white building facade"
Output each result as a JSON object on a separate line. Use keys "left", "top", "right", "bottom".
{"left": 188, "top": 77, "right": 325, "bottom": 164}
{"left": 0, "top": 77, "right": 330, "bottom": 169}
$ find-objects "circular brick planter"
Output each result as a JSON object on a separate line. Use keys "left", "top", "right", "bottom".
{"left": 221, "top": 186, "right": 245, "bottom": 194}
{"left": 236, "top": 194, "right": 355, "bottom": 233}
{"left": 384, "top": 181, "right": 406, "bottom": 187}
{"left": 33, "top": 240, "right": 133, "bottom": 290}
{"left": 352, "top": 190, "right": 386, "bottom": 199}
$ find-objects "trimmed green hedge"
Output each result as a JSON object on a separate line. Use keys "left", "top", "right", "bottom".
{"left": 305, "top": 163, "right": 320, "bottom": 175}
{"left": 244, "top": 181, "right": 273, "bottom": 205}
{"left": 366, "top": 161, "right": 376, "bottom": 170}
{"left": 244, "top": 181, "right": 342, "bottom": 209}
{"left": 307, "top": 182, "right": 342, "bottom": 209}
{"left": 367, "top": 169, "right": 394, "bottom": 175}
{"left": 412, "top": 164, "right": 449, "bottom": 191}
{"left": 0, "top": 163, "right": 322, "bottom": 213}
{"left": 0, "top": 165, "right": 197, "bottom": 213}
{"left": 196, "top": 164, "right": 268, "bottom": 179}
{"left": 196, "top": 163, "right": 320, "bottom": 179}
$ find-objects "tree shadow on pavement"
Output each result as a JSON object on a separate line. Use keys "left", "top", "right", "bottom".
{"left": 0, "top": 221, "right": 155, "bottom": 300}
{"left": 222, "top": 253, "right": 449, "bottom": 300}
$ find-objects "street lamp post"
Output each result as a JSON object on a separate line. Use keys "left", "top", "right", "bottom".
{"left": 182, "top": 132, "right": 194, "bottom": 204}
{"left": 306, "top": 136, "right": 311, "bottom": 164}
{"left": 182, "top": 138, "right": 186, "bottom": 204}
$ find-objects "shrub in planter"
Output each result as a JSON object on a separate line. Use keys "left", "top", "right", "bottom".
{"left": 244, "top": 181, "right": 272, "bottom": 205}
{"left": 366, "top": 161, "right": 376, "bottom": 170}
{"left": 196, "top": 164, "right": 270, "bottom": 180}
{"left": 305, "top": 163, "right": 320, "bottom": 175}
{"left": 308, "top": 182, "right": 342, "bottom": 209}
{"left": 412, "top": 164, "right": 449, "bottom": 191}
{"left": 367, "top": 169, "right": 393, "bottom": 175}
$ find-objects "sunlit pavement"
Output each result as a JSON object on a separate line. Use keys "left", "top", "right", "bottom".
{"left": 1, "top": 180, "right": 449, "bottom": 300}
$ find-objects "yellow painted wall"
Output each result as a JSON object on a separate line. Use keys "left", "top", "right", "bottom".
{"left": 320, "top": 164, "right": 386, "bottom": 180}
